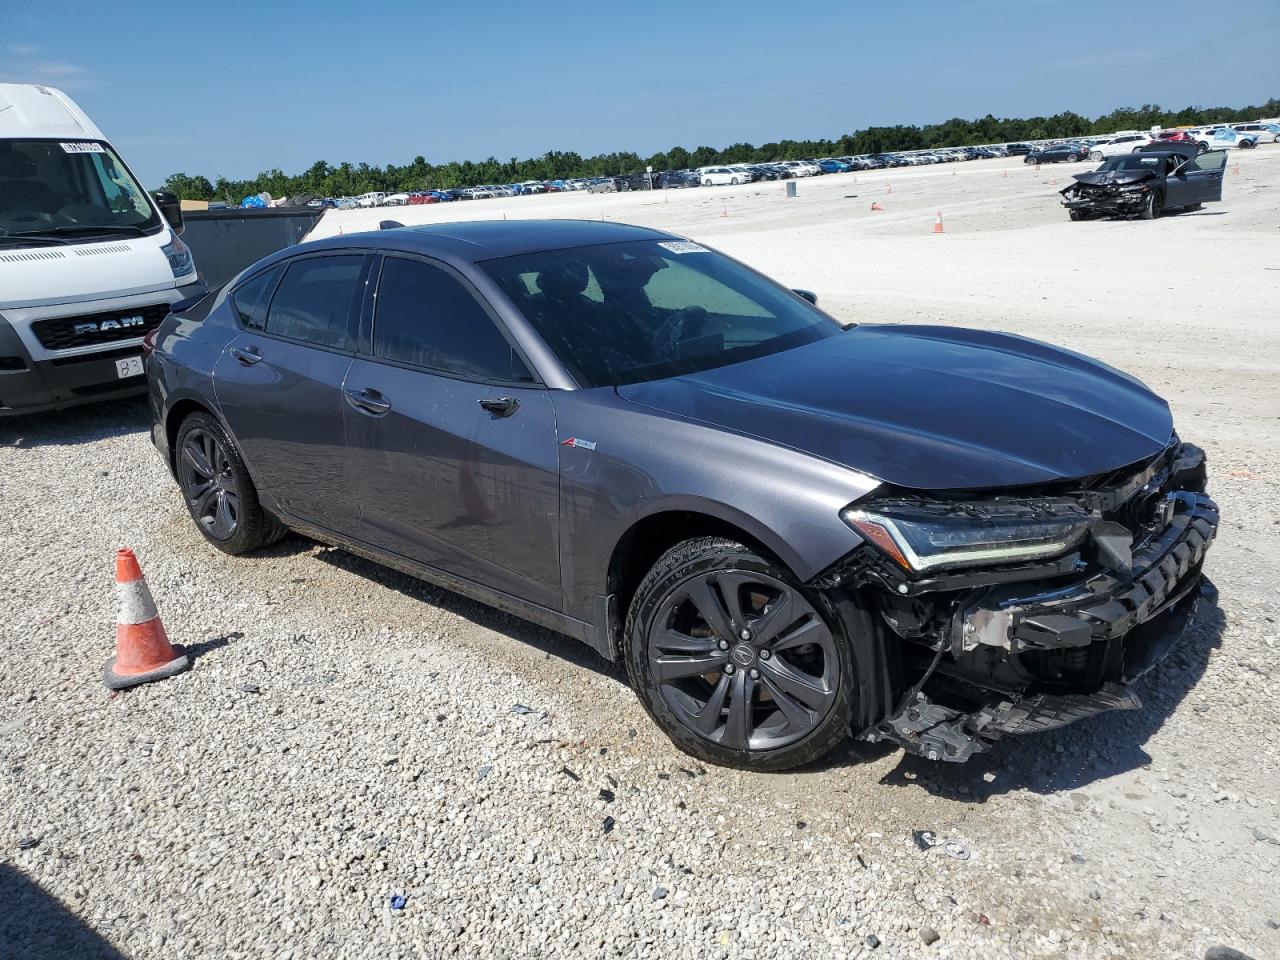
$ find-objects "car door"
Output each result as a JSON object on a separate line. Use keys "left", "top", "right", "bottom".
{"left": 1183, "top": 149, "right": 1227, "bottom": 203}
{"left": 342, "top": 253, "right": 561, "bottom": 610}
{"left": 213, "top": 252, "right": 369, "bottom": 535}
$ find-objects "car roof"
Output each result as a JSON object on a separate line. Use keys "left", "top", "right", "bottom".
{"left": 299, "top": 219, "right": 676, "bottom": 262}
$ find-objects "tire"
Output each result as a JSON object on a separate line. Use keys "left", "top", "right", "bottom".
{"left": 1068, "top": 153, "right": 1081, "bottom": 163}
{"left": 1024, "top": 156, "right": 1035, "bottom": 164}
{"left": 703, "top": 179, "right": 713, "bottom": 187}
{"left": 1069, "top": 209, "right": 1085, "bottom": 221}
{"left": 1196, "top": 142, "right": 1208, "bottom": 155}
{"left": 1240, "top": 140, "right": 1255, "bottom": 150}
{"left": 730, "top": 177, "right": 739, "bottom": 185}
{"left": 174, "top": 411, "right": 285, "bottom": 555}
{"left": 1140, "top": 189, "right": 1164, "bottom": 220}
{"left": 624, "top": 537, "right": 855, "bottom": 772}
{"left": 1089, "top": 151, "right": 1103, "bottom": 161}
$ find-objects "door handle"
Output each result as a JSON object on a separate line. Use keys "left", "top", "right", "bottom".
{"left": 344, "top": 388, "right": 392, "bottom": 416}
{"left": 230, "top": 346, "right": 262, "bottom": 366}
{"left": 478, "top": 396, "right": 520, "bottom": 418}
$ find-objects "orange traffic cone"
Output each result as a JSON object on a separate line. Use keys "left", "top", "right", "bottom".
{"left": 933, "top": 211, "right": 944, "bottom": 234}
{"left": 885, "top": 183, "right": 892, "bottom": 195}
{"left": 104, "top": 549, "right": 189, "bottom": 690}
{"left": 870, "top": 201, "right": 884, "bottom": 211}
{"left": 1035, "top": 163, "right": 1041, "bottom": 172}
{"left": 721, "top": 206, "right": 727, "bottom": 218}
{"left": 1002, "top": 169, "right": 1008, "bottom": 178}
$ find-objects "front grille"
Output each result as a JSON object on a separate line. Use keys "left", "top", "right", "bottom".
{"left": 31, "top": 303, "right": 170, "bottom": 351}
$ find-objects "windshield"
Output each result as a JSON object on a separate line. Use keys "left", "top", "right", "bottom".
{"left": 482, "top": 239, "right": 839, "bottom": 387}
{"left": 0, "top": 139, "right": 160, "bottom": 244}
{"left": 1096, "top": 154, "right": 1172, "bottom": 172}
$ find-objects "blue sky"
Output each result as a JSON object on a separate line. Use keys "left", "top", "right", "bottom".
{"left": 3, "top": 0, "right": 1277, "bottom": 187}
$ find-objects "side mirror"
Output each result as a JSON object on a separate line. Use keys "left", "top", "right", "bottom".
{"left": 792, "top": 288, "right": 818, "bottom": 306}
{"left": 152, "top": 191, "right": 185, "bottom": 235}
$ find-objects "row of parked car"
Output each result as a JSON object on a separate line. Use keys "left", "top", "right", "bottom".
{"left": 301, "top": 122, "right": 1279, "bottom": 208}
{"left": 1019, "top": 121, "right": 1280, "bottom": 165}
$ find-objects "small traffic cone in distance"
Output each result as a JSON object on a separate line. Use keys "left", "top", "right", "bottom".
{"left": 105, "top": 549, "right": 189, "bottom": 690}
{"left": 721, "top": 206, "right": 727, "bottom": 217}
{"left": 1002, "top": 169, "right": 1009, "bottom": 178}
{"left": 870, "top": 201, "right": 884, "bottom": 211}
{"left": 885, "top": 183, "right": 893, "bottom": 195}
{"left": 933, "top": 211, "right": 944, "bottom": 234}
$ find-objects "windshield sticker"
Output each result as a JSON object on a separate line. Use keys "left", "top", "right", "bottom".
{"left": 60, "top": 141, "right": 105, "bottom": 154}
{"left": 657, "top": 241, "right": 708, "bottom": 255}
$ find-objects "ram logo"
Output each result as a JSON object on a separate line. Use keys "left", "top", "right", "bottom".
{"left": 73, "top": 315, "right": 145, "bottom": 336}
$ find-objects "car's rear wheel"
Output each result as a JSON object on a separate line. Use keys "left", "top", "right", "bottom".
{"left": 175, "top": 411, "right": 285, "bottom": 555}
{"left": 624, "top": 537, "right": 854, "bottom": 771}
{"left": 1140, "top": 189, "right": 1164, "bottom": 220}
{"left": 1068, "top": 153, "right": 1081, "bottom": 162}
{"left": 1196, "top": 142, "right": 1208, "bottom": 155}
{"left": 1240, "top": 140, "right": 1255, "bottom": 150}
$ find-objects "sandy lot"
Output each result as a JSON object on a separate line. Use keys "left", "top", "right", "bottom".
{"left": 3, "top": 150, "right": 1279, "bottom": 960}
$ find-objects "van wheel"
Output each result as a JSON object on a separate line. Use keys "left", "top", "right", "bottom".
{"left": 624, "top": 537, "right": 855, "bottom": 771}
{"left": 175, "top": 412, "right": 285, "bottom": 555}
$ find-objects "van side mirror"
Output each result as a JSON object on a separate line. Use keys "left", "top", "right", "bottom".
{"left": 152, "top": 191, "right": 185, "bottom": 235}
{"left": 792, "top": 288, "right": 818, "bottom": 305}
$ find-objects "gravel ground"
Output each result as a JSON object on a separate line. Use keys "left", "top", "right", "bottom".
{"left": 3, "top": 151, "right": 1279, "bottom": 960}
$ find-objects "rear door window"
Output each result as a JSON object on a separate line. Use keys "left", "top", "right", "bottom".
{"left": 232, "top": 267, "right": 280, "bottom": 330}
{"left": 372, "top": 256, "right": 533, "bottom": 382}
{"left": 265, "top": 255, "right": 363, "bottom": 351}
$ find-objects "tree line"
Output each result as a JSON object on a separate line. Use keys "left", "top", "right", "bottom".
{"left": 160, "top": 98, "right": 1279, "bottom": 202}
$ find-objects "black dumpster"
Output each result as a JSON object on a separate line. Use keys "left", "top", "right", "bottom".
{"left": 181, "top": 207, "right": 324, "bottom": 289}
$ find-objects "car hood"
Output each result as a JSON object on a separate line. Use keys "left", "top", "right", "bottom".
{"left": 616, "top": 325, "right": 1174, "bottom": 491}
{"left": 1071, "top": 169, "right": 1157, "bottom": 186}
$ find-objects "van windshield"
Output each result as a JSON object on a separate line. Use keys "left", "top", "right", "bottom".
{"left": 0, "top": 139, "right": 160, "bottom": 246}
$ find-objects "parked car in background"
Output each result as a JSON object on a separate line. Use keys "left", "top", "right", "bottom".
{"left": 1060, "top": 144, "right": 1227, "bottom": 221}
{"left": 1200, "top": 128, "right": 1258, "bottom": 151}
{"left": 0, "top": 82, "right": 204, "bottom": 416}
{"left": 1004, "top": 142, "right": 1034, "bottom": 156}
{"left": 147, "top": 219, "right": 1218, "bottom": 771}
{"left": 659, "top": 169, "right": 701, "bottom": 189}
{"left": 698, "top": 166, "right": 747, "bottom": 186}
{"left": 1026, "top": 143, "right": 1090, "bottom": 164}
{"left": 355, "top": 192, "right": 387, "bottom": 208}
{"left": 1088, "top": 133, "right": 1153, "bottom": 160}
{"left": 1232, "top": 123, "right": 1280, "bottom": 144}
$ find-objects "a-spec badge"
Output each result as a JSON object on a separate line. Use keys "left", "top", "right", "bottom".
{"left": 560, "top": 438, "right": 597, "bottom": 451}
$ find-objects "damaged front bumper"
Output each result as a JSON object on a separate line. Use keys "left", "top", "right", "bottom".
{"left": 1060, "top": 183, "right": 1150, "bottom": 216}
{"left": 849, "top": 447, "right": 1219, "bottom": 762}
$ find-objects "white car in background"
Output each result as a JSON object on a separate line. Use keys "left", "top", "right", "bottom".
{"left": 726, "top": 165, "right": 758, "bottom": 182}
{"left": 1233, "top": 123, "right": 1280, "bottom": 144}
{"left": 382, "top": 193, "right": 410, "bottom": 206}
{"left": 1087, "top": 133, "right": 1152, "bottom": 160}
{"left": 1200, "top": 128, "right": 1259, "bottom": 150}
{"left": 697, "top": 166, "right": 747, "bottom": 185}
{"left": 355, "top": 192, "right": 387, "bottom": 208}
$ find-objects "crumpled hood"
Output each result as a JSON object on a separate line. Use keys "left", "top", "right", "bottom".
{"left": 1071, "top": 169, "right": 1156, "bottom": 187}
{"left": 617, "top": 325, "right": 1174, "bottom": 490}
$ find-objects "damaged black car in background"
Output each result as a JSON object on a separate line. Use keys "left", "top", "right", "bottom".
{"left": 1060, "top": 142, "right": 1227, "bottom": 220}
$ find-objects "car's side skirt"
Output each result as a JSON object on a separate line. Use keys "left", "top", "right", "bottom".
{"left": 274, "top": 511, "right": 607, "bottom": 660}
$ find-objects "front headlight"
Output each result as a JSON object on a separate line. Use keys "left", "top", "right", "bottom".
{"left": 160, "top": 230, "right": 195, "bottom": 279}
{"left": 842, "top": 498, "right": 1091, "bottom": 574}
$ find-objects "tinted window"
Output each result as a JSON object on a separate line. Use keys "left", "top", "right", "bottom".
{"left": 373, "top": 256, "right": 532, "bottom": 382}
{"left": 232, "top": 268, "right": 279, "bottom": 330}
{"left": 1189, "top": 151, "right": 1227, "bottom": 172}
{"left": 266, "top": 256, "right": 362, "bottom": 350}
{"left": 483, "top": 239, "right": 837, "bottom": 388}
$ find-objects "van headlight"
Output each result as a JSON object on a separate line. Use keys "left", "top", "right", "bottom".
{"left": 842, "top": 499, "right": 1092, "bottom": 573}
{"left": 160, "top": 230, "right": 195, "bottom": 279}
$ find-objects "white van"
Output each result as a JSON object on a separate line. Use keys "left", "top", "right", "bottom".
{"left": 0, "top": 83, "right": 204, "bottom": 416}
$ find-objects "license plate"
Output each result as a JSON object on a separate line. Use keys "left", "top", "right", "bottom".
{"left": 115, "top": 356, "right": 144, "bottom": 379}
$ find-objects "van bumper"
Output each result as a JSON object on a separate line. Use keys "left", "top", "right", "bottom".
{"left": 0, "top": 281, "right": 205, "bottom": 418}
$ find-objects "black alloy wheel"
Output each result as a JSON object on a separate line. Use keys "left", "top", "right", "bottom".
{"left": 179, "top": 426, "right": 240, "bottom": 541}
{"left": 1141, "top": 189, "right": 1164, "bottom": 220}
{"left": 625, "top": 537, "right": 853, "bottom": 771}
{"left": 174, "top": 411, "right": 284, "bottom": 555}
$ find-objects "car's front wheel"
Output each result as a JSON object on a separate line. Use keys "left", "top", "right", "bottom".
{"left": 175, "top": 411, "right": 284, "bottom": 555}
{"left": 1089, "top": 150, "right": 1103, "bottom": 161}
{"left": 1140, "top": 189, "right": 1164, "bottom": 220}
{"left": 624, "top": 537, "right": 854, "bottom": 771}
